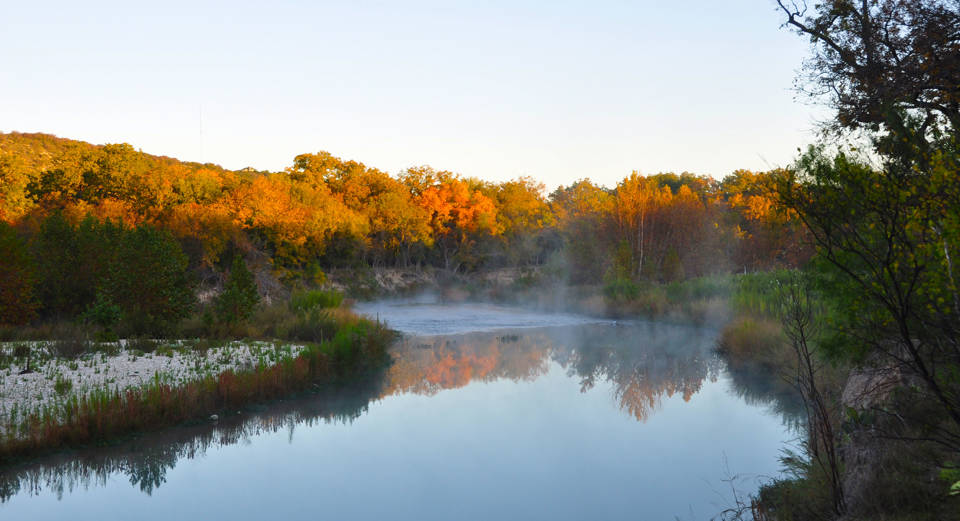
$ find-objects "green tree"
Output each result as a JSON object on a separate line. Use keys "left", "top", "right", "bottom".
{"left": 778, "top": 140, "right": 960, "bottom": 442}
{"left": 105, "top": 224, "right": 196, "bottom": 336}
{"left": 215, "top": 255, "right": 260, "bottom": 324}
{"left": 776, "top": 0, "right": 960, "bottom": 449}
{"left": 771, "top": 5, "right": 960, "bottom": 514}
{"left": 33, "top": 213, "right": 84, "bottom": 317}
{"left": 0, "top": 223, "right": 38, "bottom": 325}
{"left": 33, "top": 214, "right": 124, "bottom": 319}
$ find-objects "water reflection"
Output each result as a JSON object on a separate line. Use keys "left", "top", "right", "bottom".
{"left": 0, "top": 320, "right": 794, "bottom": 505}
{"left": 725, "top": 355, "right": 805, "bottom": 430}
{"left": 0, "top": 374, "right": 388, "bottom": 502}
{"left": 386, "top": 323, "right": 723, "bottom": 422}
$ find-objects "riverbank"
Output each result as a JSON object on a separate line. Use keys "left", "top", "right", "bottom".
{"left": 0, "top": 317, "right": 393, "bottom": 465}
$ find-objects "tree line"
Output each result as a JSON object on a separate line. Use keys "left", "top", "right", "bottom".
{"left": 0, "top": 132, "right": 807, "bottom": 294}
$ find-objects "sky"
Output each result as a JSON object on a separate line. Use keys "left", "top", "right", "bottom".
{"left": 0, "top": 0, "right": 826, "bottom": 189}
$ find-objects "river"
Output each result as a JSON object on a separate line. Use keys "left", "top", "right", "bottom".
{"left": 0, "top": 300, "right": 797, "bottom": 520}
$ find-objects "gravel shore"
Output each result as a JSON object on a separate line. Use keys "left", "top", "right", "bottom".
{"left": 0, "top": 340, "right": 307, "bottom": 428}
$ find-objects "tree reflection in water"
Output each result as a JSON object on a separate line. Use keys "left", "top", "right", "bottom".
{"left": 385, "top": 322, "right": 723, "bottom": 422}
{"left": 0, "top": 320, "right": 796, "bottom": 502}
{"left": 0, "top": 372, "right": 388, "bottom": 502}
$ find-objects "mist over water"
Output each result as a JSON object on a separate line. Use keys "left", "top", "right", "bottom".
{"left": 355, "top": 297, "right": 614, "bottom": 335}
{"left": 0, "top": 300, "right": 797, "bottom": 521}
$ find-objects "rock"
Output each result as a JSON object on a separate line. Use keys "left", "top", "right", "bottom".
{"left": 841, "top": 363, "right": 903, "bottom": 411}
{"left": 209, "top": 414, "right": 219, "bottom": 422}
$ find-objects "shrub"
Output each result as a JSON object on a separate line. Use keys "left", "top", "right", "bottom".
{"left": 278, "top": 309, "right": 340, "bottom": 343}
{"left": 126, "top": 336, "right": 159, "bottom": 354}
{"left": 730, "top": 270, "right": 793, "bottom": 317}
{"left": 290, "top": 289, "right": 343, "bottom": 312}
{"left": 12, "top": 343, "right": 31, "bottom": 359}
{"left": 603, "top": 277, "right": 639, "bottom": 301}
{"left": 48, "top": 322, "right": 93, "bottom": 358}
{"left": 716, "top": 316, "right": 785, "bottom": 365}
{"left": 665, "top": 275, "right": 733, "bottom": 302}
{"left": 81, "top": 292, "right": 122, "bottom": 338}
{"left": 52, "top": 339, "right": 88, "bottom": 359}
{"left": 214, "top": 256, "right": 260, "bottom": 324}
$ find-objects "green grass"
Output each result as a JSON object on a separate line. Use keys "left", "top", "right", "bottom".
{"left": 290, "top": 289, "right": 344, "bottom": 312}
{"left": 53, "top": 374, "right": 73, "bottom": 396}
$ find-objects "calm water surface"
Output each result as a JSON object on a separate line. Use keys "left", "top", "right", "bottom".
{"left": 0, "top": 300, "right": 797, "bottom": 520}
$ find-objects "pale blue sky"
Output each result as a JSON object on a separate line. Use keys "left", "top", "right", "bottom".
{"left": 0, "top": 1, "right": 822, "bottom": 188}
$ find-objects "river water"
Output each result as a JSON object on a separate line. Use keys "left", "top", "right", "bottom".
{"left": 0, "top": 300, "right": 797, "bottom": 520}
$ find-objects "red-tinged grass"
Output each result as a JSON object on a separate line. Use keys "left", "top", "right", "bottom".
{"left": 0, "top": 321, "right": 394, "bottom": 465}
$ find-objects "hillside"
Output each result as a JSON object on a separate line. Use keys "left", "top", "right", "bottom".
{"left": 0, "top": 131, "right": 805, "bottom": 281}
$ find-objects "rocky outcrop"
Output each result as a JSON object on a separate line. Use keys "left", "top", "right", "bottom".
{"left": 837, "top": 354, "right": 928, "bottom": 519}
{"left": 840, "top": 361, "right": 905, "bottom": 411}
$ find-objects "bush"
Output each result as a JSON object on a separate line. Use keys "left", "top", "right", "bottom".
{"left": 665, "top": 275, "right": 733, "bottom": 302}
{"left": 42, "top": 321, "right": 93, "bottom": 358}
{"left": 603, "top": 277, "right": 639, "bottom": 301}
{"left": 12, "top": 343, "right": 31, "bottom": 359}
{"left": 81, "top": 292, "right": 122, "bottom": 337}
{"left": 730, "top": 270, "right": 794, "bottom": 317}
{"left": 290, "top": 289, "right": 343, "bottom": 312}
{"left": 716, "top": 316, "right": 785, "bottom": 365}
{"left": 51, "top": 338, "right": 89, "bottom": 359}
{"left": 277, "top": 309, "right": 340, "bottom": 343}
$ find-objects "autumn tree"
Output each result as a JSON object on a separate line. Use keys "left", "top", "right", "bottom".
{"left": 409, "top": 171, "right": 499, "bottom": 271}
{"left": 492, "top": 177, "right": 556, "bottom": 266}
{"left": 550, "top": 179, "right": 616, "bottom": 283}
{"left": 367, "top": 189, "right": 432, "bottom": 267}
{"left": 0, "top": 131, "right": 813, "bottom": 284}
{"left": 721, "top": 169, "right": 810, "bottom": 270}
{"left": 233, "top": 175, "right": 329, "bottom": 266}
{"left": 0, "top": 153, "right": 35, "bottom": 223}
